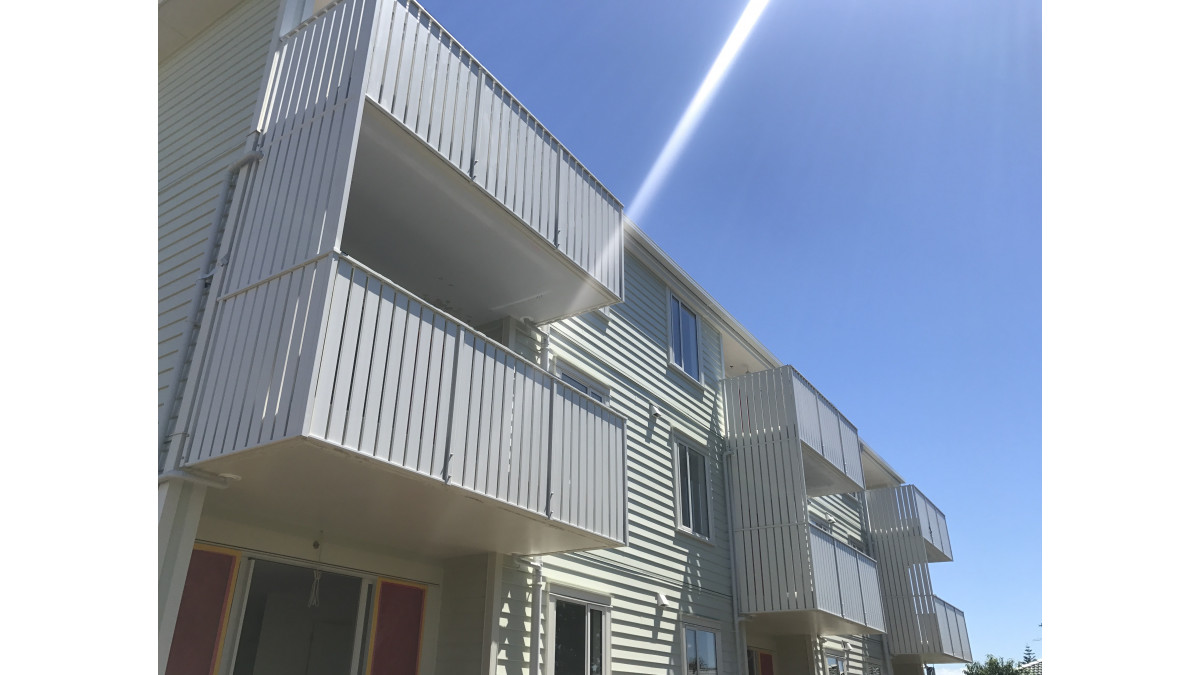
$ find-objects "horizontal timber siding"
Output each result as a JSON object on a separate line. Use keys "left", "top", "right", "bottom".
{"left": 363, "top": 0, "right": 623, "bottom": 299}
{"left": 158, "top": 0, "right": 277, "bottom": 447}
{"left": 499, "top": 250, "right": 737, "bottom": 675}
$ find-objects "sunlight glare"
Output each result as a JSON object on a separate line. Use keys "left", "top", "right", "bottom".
{"left": 627, "top": 0, "right": 773, "bottom": 223}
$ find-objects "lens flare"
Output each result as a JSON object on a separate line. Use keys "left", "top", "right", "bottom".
{"left": 627, "top": 0, "right": 773, "bottom": 224}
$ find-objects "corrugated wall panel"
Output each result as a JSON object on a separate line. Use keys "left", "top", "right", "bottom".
{"left": 158, "top": 0, "right": 278, "bottom": 447}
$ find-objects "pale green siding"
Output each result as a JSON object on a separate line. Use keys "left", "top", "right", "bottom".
{"left": 158, "top": 0, "right": 277, "bottom": 446}
{"left": 502, "top": 247, "right": 738, "bottom": 674}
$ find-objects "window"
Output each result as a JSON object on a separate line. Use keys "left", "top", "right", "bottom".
{"left": 670, "top": 295, "right": 700, "bottom": 380}
{"left": 677, "top": 442, "right": 710, "bottom": 538}
{"left": 684, "top": 626, "right": 719, "bottom": 675}
{"left": 826, "top": 654, "right": 847, "bottom": 675}
{"left": 551, "top": 596, "right": 608, "bottom": 675}
{"left": 558, "top": 365, "right": 608, "bottom": 403}
{"left": 748, "top": 649, "right": 775, "bottom": 675}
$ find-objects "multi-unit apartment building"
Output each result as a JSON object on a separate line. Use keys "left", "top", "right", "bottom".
{"left": 158, "top": 1, "right": 973, "bottom": 674}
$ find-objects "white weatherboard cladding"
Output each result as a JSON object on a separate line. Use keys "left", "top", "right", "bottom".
{"left": 363, "top": 0, "right": 624, "bottom": 299}
{"left": 158, "top": 0, "right": 277, "bottom": 441}
{"left": 493, "top": 251, "right": 737, "bottom": 675}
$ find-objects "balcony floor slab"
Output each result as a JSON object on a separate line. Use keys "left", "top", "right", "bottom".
{"left": 187, "top": 436, "right": 620, "bottom": 559}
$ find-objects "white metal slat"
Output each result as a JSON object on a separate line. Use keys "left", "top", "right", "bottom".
{"left": 385, "top": 300, "right": 423, "bottom": 465}
{"left": 442, "top": 330, "right": 473, "bottom": 485}
{"left": 343, "top": 275, "right": 385, "bottom": 450}
{"left": 357, "top": 284, "right": 396, "bottom": 455}
{"left": 459, "top": 337, "right": 487, "bottom": 492}
{"left": 209, "top": 283, "right": 271, "bottom": 456}
{"left": 472, "top": 343, "right": 497, "bottom": 492}
{"left": 304, "top": 260, "right": 350, "bottom": 439}
{"left": 817, "top": 398, "right": 844, "bottom": 471}
{"left": 416, "top": 313, "right": 450, "bottom": 476}
{"left": 426, "top": 318, "right": 458, "bottom": 478}
{"left": 374, "top": 292, "right": 412, "bottom": 460}
{"left": 323, "top": 266, "right": 368, "bottom": 445}
{"left": 231, "top": 268, "right": 292, "bottom": 451}
{"left": 548, "top": 382, "right": 564, "bottom": 519}
{"left": 255, "top": 264, "right": 309, "bottom": 444}
{"left": 839, "top": 418, "right": 863, "bottom": 485}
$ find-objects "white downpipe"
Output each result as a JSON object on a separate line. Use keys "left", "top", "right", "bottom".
{"left": 521, "top": 556, "right": 545, "bottom": 675}
{"left": 724, "top": 449, "right": 750, "bottom": 675}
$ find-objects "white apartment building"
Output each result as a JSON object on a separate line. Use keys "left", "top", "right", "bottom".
{"left": 158, "top": 1, "right": 973, "bottom": 674}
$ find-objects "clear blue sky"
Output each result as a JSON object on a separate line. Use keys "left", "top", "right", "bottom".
{"left": 418, "top": 0, "right": 1041, "bottom": 666}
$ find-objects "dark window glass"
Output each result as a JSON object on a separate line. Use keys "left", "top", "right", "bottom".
{"left": 671, "top": 296, "right": 700, "bottom": 380}
{"left": 685, "top": 627, "right": 718, "bottom": 675}
{"left": 678, "top": 444, "right": 709, "bottom": 538}
{"left": 555, "top": 601, "right": 586, "bottom": 675}
{"left": 678, "top": 446, "right": 692, "bottom": 529}
{"left": 589, "top": 608, "right": 604, "bottom": 674}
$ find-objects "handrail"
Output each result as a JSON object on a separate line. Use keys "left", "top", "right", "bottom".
{"left": 336, "top": 251, "right": 627, "bottom": 424}
{"left": 395, "top": 0, "right": 623, "bottom": 209}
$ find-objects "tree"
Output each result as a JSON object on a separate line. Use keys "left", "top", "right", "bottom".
{"left": 963, "top": 654, "right": 1020, "bottom": 675}
{"left": 1021, "top": 645, "right": 1037, "bottom": 665}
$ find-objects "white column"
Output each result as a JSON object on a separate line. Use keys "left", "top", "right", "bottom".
{"left": 158, "top": 477, "right": 207, "bottom": 675}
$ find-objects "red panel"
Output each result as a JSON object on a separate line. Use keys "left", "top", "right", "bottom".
{"left": 368, "top": 580, "right": 426, "bottom": 675}
{"left": 760, "top": 653, "right": 775, "bottom": 675}
{"left": 165, "top": 548, "right": 238, "bottom": 675}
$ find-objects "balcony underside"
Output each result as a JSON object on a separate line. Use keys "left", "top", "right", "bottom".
{"left": 742, "top": 608, "right": 883, "bottom": 638}
{"left": 892, "top": 652, "right": 970, "bottom": 665}
{"left": 342, "top": 103, "right": 618, "bottom": 327}
{"left": 189, "top": 436, "right": 620, "bottom": 559}
{"left": 802, "top": 442, "right": 862, "bottom": 497}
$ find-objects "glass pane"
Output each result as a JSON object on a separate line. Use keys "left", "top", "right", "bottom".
{"left": 678, "top": 446, "right": 692, "bottom": 529}
{"left": 589, "top": 608, "right": 604, "bottom": 674}
{"left": 232, "top": 560, "right": 361, "bottom": 675}
{"left": 685, "top": 629, "right": 698, "bottom": 675}
{"left": 679, "top": 304, "right": 699, "bottom": 378}
{"left": 747, "top": 650, "right": 757, "bottom": 675}
{"left": 694, "top": 629, "right": 717, "bottom": 675}
{"left": 688, "top": 449, "right": 709, "bottom": 537}
{"left": 562, "top": 373, "right": 587, "bottom": 392}
{"left": 670, "top": 297, "right": 683, "bottom": 367}
{"left": 555, "top": 600, "right": 586, "bottom": 675}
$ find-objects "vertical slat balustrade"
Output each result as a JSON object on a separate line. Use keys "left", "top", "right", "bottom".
{"left": 294, "top": 255, "right": 626, "bottom": 543}
{"left": 361, "top": 0, "right": 623, "bottom": 299}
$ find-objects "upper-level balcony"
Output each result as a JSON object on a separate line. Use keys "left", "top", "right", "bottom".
{"left": 864, "top": 484, "right": 953, "bottom": 563}
{"left": 227, "top": 0, "right": 623, "bottom": 329}
{"left": 174, "top": 254, "right": 628, "bottom": 558}
{"left": 731, "top": 522, "right": 885, "bottom": 636}
{"left": 723, "top": 366, "right": 865, "bottom": 496}
{"left": 888, "top": 594, "right": 973, "bottom": 665}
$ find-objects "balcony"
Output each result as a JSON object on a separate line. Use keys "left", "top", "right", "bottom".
{"left": 723, "top": 366, "right": 864, "bottom": 497}
{"left": 225, "top": 0, "right": 623, "bottom": 329}
{"left": 865, "top": 485, "right": 970, "bottom": 663}
{"left": 177, "top": 254, "right": 628, "bottom": 558}
{"left": 864, "top": 484, "right": 953, "bottom": 563}
{"left": 888, "top": 595, "right": 973, "bottom": 665}
{"left": 732, "top": 524, "right": 885, "bottom": 636}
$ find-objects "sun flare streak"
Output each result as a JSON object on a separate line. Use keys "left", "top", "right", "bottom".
{"left": 627, "top": 0, "right": 773, "bottom": 223}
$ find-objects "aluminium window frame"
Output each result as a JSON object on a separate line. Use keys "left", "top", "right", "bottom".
{"left": 672, "top": 433, "right": 713, "bottom": 541}
{"left": 679, "top": 618, "right": 723, "bottom": 675}
{"left": 545, "top": 588, "right": 612, "bottom": 675}
{"left": 667, "top": 292, "right": 703, "bottom": 385}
